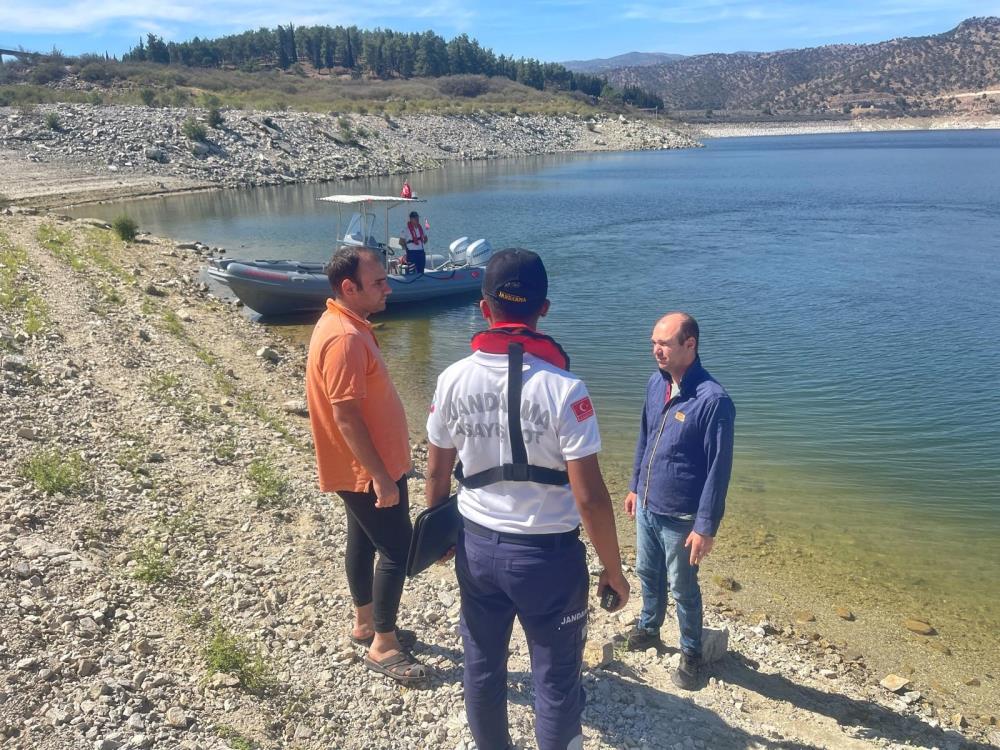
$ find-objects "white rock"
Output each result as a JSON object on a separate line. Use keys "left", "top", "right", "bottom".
{"left": 880, "top": 674, "right": 910, "bottom": 692}
{"left": 164, "top": 707, "right": 188, "bottom": 728}
{"left": 701, "top": 627, "right": 729, "bottom": 664}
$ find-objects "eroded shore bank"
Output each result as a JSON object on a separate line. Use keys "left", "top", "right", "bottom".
{"left": 693, "top": 115, "right": 1000, "bottom": 138}
{"left": 2, "top": 211, "right": 997, "bottom": 749}
{"left": 0, "top": 104, "right": 697, "bottom": 209}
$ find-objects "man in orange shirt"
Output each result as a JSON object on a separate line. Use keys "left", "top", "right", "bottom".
{"left": 306, "top": 245, "right": 425, "bottom": 684}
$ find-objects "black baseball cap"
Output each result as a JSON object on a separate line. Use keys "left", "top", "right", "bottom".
{"left": 482, "top": 248, "right": 548, "bottom": 306}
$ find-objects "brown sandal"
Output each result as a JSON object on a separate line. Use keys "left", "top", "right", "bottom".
{"left": 364, "top": 650, "right": 427, "bottom": 685}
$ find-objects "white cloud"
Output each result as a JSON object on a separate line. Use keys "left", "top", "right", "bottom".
{"left": 0, "top": 0, "right": 475, "bottom": 36}
{"left": 621, "top": 0, "right": 792, "bottom": 25}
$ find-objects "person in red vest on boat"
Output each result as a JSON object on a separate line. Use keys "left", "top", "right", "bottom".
{"left": 400, "top": 180, "right": 412, "bottom": 199}
{"left": 400, "top": 210, "right": 428, "bottom": 275}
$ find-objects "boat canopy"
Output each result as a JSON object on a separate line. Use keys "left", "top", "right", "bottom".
{"left": 317, "top": 195, "right": 425, "bottom": 207}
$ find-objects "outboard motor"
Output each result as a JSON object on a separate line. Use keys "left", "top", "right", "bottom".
{"left": 466, "top": 239, "right": 493, "bottom": 266}
{"left": 449, "top": 237, "right": 470, "bottom": 265}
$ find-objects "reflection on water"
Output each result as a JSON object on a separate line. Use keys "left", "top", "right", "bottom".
{"left": 71, "top": 132, "right": 1000, "bottom": 647}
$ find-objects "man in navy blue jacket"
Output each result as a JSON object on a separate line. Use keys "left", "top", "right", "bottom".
{"left": 623, "top": 312, "right": 735, "bottom": 690}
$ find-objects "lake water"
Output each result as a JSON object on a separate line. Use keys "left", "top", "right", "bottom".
{"left": 74, "top": 131, "right": 1000, "bottom": 657}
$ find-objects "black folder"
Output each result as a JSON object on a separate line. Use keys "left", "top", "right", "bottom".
{"left": 406, "top": 494, "right": 462, "bottom": 577}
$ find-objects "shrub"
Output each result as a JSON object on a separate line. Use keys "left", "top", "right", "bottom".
{"left": 112, "top": 215, "right": 138, "bottom": 242}
{"left": 139, "top": 87, "right": 156, "bottom": 107}
{"left": 207, "top": 107, "right": 224, "bottom": 128}
{"left": 437, "top": 75, "right": 490, "bottom": 98}
{"left": 20, "top": 449, "right": 88, "bottom": 495}
{"left": 203, "top": 622, "right": 271, "bottom": 693}
{"left": 45, "top": 111, "right": 61, "bottom": 131}
{"left": 182, "top": 118, "right": 207, "bottom": 141}
{"left": 79, "top": 62, "right": 114, "bottom": 84}
{"left": 30, "top": 62, "right": 66, "bottom": 85}
{"left": 131, "top": 538, "right": 172, "bottom": 583}
{"left": 247, "top": 458, "right": 290, "bottom": 507}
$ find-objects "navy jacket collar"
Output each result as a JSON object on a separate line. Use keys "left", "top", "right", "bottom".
{"left": 659, "top": 357, "right": 707, "bottom": 397}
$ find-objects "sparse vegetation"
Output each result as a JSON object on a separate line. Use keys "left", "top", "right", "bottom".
{"left": 20, "top": 449, "right": 88, "bottom": 495}
{"left": 215, "top": 726, "right": 255, "bottom": 750}
{"left": 207, "top": 107, "right": 224, "bottom": 128}
{"left": 145, "top": 371, "right": 213, "bottom": 427}
{"left": 603, "top": 16, "right": 1000, "bottom": 118}
{"left": 112, "top": 215, "right": 138, "bottom": 242}
{"left": 182, "top": 118, "right": 207, "bottom": 141}
{"left": 0, "top": 233, "right": 50, "bottom": 332}
{"left": 148, "top": 372, "right": 182, "bottom": 393}
{"left": 1, "top": 52, "right": 609, "bottom": 116}
{"left": 203, "top": 621, "right": 271, "bottom": 693}
{"left": 114, "top": 433, "right": 149, "bottom": 478}
{"left": 44, "top": 111, "right": 61, "bottom": 130}
{"left": 236, "top": 391, "right": 301, "bottom": 448}
{"left": 130, "top": 537, "right": 173, "bottom": 583}
{"left": 247, "top": 457, "right": 291, "bottom": 507}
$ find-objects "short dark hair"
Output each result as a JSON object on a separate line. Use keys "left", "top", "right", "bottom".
{"left": 664, "top": 311, "right": 700, "bottom": 352}
{"left": 324, "top": 246, "right": 379, "bottom": 297}
{"left": 485, "top": 294, "right": 546, "bottom": 322}
{"left": 409, "top": 211, "right": 419, "bottom": 219}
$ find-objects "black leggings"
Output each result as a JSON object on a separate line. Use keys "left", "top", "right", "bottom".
{"left": 337, "top": 476, "right": 413, "bottom": 633}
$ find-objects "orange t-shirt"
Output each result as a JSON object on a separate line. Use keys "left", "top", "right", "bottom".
{"left": 305, "top": 299, "right": 411, "bottom": 492}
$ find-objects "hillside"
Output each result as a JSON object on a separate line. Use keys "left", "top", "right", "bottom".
{"left": 0, "top": 24, "right": 663, "bottom": 114}
{"left": 561, "top": 51, "right": 685, "bottom": 74}
{"left": 603, "top": 17, "right": 1000, "bottom": 119}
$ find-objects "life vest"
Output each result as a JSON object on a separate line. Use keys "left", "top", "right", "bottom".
{"left": 406, "top": 221, "right": 426, "bottom": 247}
{"left": 455, "top": 327, "right": 571, "bottom": 489}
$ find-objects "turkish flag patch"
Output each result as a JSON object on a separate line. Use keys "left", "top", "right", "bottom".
{"left": 571, "top": 396, "right": 595, "bottom": 422}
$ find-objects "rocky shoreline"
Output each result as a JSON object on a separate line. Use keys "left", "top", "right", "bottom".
{"left": 2, "top": 212, "right": 997, "bottom": 749}
{"left": 692, "top": 115, "right": 1000, "bottom": 139}
{"left": 0, "top": 104, "right": 698, "bottom": 208}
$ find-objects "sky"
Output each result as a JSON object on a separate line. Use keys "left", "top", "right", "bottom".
{"left": 2, "top": 0, "right": 1000, "bottom": 63}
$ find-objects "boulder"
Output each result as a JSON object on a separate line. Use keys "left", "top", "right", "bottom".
{"left": 144, "top": 147, "right": 168, "bottom": 163}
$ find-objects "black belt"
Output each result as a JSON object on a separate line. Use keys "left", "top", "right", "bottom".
{"left": 463, "top": 518, "right": 580, "bottom": 548}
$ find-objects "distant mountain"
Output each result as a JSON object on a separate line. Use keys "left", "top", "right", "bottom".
{"left": 561, "top": 51, "right": 685, "bottom": 74}
{"left": 602, "top": 17, "right": 1000, "bottom": 117}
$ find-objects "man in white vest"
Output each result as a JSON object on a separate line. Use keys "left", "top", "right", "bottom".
{"left": 425, "top": 248, "right": 629, "bottom": 750}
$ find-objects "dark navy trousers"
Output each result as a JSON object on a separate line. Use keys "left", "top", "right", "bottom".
{"left": 456, "top": 526, "right": 589, "bottom": 750}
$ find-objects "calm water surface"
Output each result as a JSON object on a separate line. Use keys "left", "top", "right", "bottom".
{"left": 76, "top": 131, "right": 1000, "bottom": 621}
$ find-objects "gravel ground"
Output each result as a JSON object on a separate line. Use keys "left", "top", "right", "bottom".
{"left": 2, "top": 212, "right": 997, "bottom": 750}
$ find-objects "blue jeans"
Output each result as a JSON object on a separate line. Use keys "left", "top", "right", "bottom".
{"left": 635, "top": 505, "right": 703, "bottom": 656}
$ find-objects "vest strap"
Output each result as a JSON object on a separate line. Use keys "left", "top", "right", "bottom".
{"left": 454, "top": 342, "right": 569, "bottom": 489}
